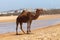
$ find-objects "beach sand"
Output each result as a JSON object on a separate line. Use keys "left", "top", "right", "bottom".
{"left": 0, "top": 14, "right": 60, "bottom": 40}
{"left": 0, "top": 16, "right": 17, "bottom": 22}
{"left": 0, "top": 14, "right": 60, "bottom": 22}
{"left": 0, "top": 24, "right": 60, "bottom": 40}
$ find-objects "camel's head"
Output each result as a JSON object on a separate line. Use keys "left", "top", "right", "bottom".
{"left": 22, "top": 10, "right": 26, "bottom": 12}
{"left": 22, "top": 9, "right": 29, "bottom": 12}
{"left": 36, "top": 9, "right": 43, "bottom": 13}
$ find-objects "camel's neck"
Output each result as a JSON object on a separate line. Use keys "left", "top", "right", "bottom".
{"left": 32, "top": 11, "right": 41, "bottom": 20}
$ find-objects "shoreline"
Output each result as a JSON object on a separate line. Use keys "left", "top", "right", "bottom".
{"left": 0, "top": 24, "right": 60, "bottom": 40}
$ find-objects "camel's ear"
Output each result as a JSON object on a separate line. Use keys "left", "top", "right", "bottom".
{"left": 23, "top": 10, "right": 26, "bottom": 12}
{"left": 36, "top": 9, "right": 43, "bottom": 11}
{"left": 40, "top": 9, "right": 43, "bottom": 11}
{"left": 27, "top": 12, "right": 30, "bottom": 15}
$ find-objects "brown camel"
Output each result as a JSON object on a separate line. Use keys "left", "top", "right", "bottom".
{"left": 16, "top": 9, "right": 43, "bottom": 35}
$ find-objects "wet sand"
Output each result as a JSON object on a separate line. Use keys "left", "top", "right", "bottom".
{"left": 0, "top": 14, "right": 60, "bottom": 40}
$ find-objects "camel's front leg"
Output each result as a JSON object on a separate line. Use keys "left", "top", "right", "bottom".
{"left": 29, "top": 21, "right": 32, "bottom": 32}
{"left": 27, "top": 21, "right": 31, "bottom": 34}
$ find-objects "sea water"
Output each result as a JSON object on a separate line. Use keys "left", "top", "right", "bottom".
{"left": 0, "top": 18, "right": 60, "bottom": 34}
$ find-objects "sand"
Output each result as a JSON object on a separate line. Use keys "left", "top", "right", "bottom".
{"left": 38, "top": 14, "right": 60, "bottom": 20}
{"left": 0, "top": 14, "right": 60, "bottom": 22}
{"left": 0, "top": 14, "right": 60, "bottom": 40}
{"left": 0, "top": 24, "right": 60, "bottom": 40}
{"left": 0, "top": 16, "right": 17, "bottom": 22}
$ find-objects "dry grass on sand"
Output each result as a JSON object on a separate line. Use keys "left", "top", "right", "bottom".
{"left": 0, "top": 24, "right": 60, "bottom": 40}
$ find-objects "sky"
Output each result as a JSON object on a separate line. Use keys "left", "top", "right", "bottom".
{"left": 0, "top": 0, "right": 60, "bottom": 11}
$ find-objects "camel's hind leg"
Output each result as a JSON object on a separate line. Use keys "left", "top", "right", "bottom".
{"left": 20, "top": 23, "right": 25, "bottom": 34}
{"left": 16, "top": 22, "right": 19, "bottom": 35}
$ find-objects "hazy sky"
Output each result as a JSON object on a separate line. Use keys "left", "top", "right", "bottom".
{"left": 0, "top": 0, "right": 60, "bottom": 11}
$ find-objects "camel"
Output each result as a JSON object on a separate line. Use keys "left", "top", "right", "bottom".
{"left": 16, "top": 9, "right": 43, "bottom": 35}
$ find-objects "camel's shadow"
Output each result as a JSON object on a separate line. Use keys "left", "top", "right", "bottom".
{"left": 15, "top": 33, "right": 34, "bottom": 35}
{"left": 11, "top": 32, "right": 34, "bottom": 36}
{"left": 0, "top": 32, "right": 34, "bottom": 38}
